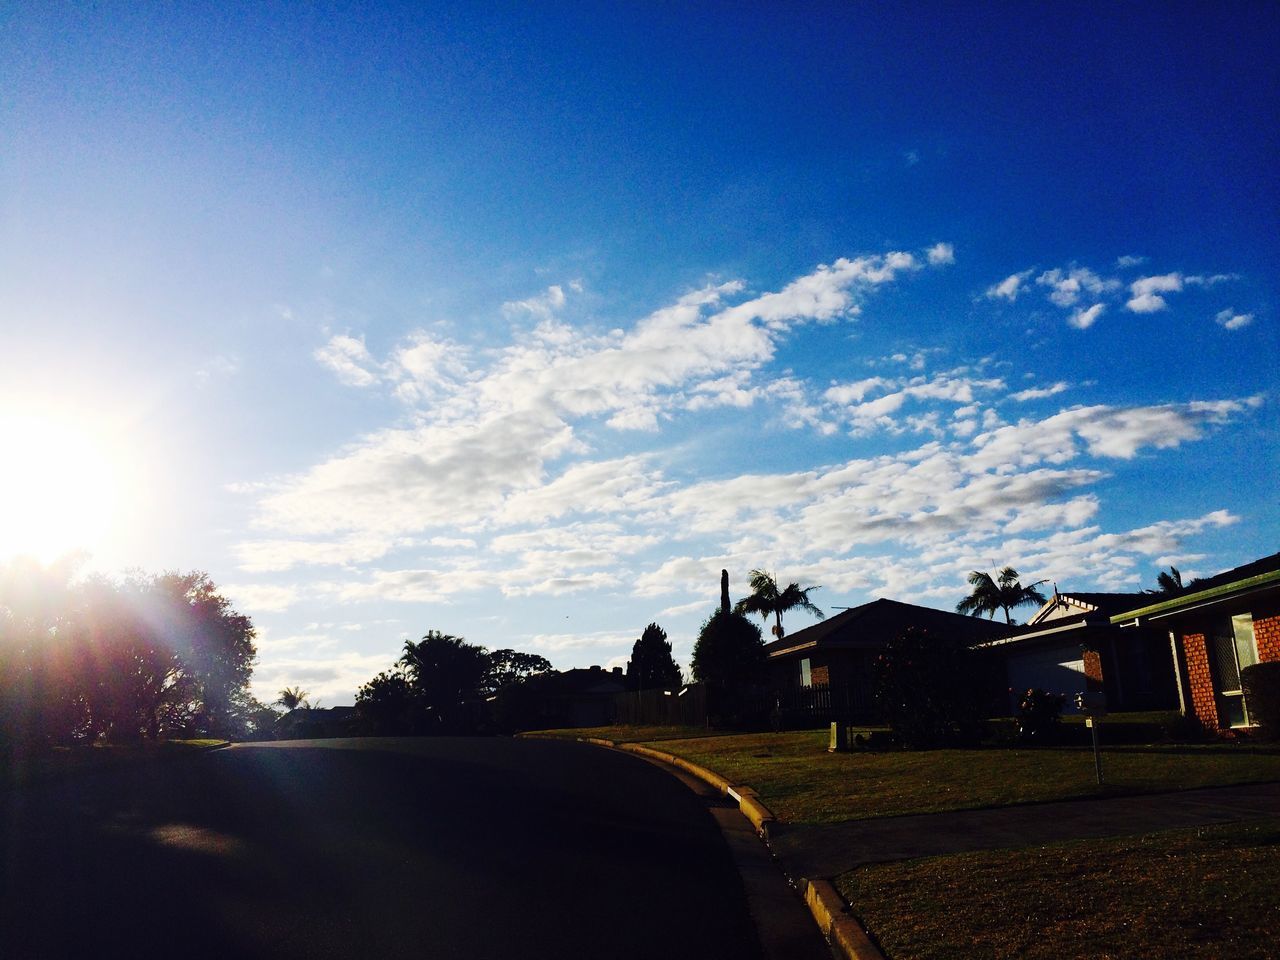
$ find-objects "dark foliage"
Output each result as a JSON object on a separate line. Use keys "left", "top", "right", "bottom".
{"left": 625, "top": 622, "right": 682, "bottom": 692}
{"left": 874, "top": 626, "right": 982, "bottom": 748}
{"left": 691, "top": 609, "right": 765, "bottom": 725}
{"left": 483, "top": 648, "right": 552, "bottom": 696}
{"left": 1242, "top": 661, "right": 1280, "bottom": 741}
{"left": 1015, "top": 687, "right": 1066, "bottom": 743}
{"left": 355, "top": 632, "right": 554, "bottom": 735}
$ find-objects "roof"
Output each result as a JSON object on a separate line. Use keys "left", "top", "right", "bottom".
{"left": 521, "top": 667, "right": 628, "bottom": 696}
{"left": 1027, "top": 591, "right": 1149, "bottom": 625}
{"left": 1110, "top": 551, "right": 1280, "bottom": 624}
{"left": 763, "top": 597, "right": 1008, "bottom": 658}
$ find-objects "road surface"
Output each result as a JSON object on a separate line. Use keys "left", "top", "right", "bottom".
{"left": 1, "top": 737, "right": 771, "bottom": 959}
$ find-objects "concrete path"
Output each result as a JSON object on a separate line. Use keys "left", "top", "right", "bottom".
{"left": 771, "top": 780, "right": 1280, "bottom": 879}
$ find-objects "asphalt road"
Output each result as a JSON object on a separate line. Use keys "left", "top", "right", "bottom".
{"left": 1, "top": 737, "right": 766, "bottom": 959}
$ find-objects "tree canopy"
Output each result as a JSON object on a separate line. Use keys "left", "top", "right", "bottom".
{"left": 625, "top": 622, "right": 682, "bottom": 692}
{"left": 0, "top": 559, "right": 259, "bottom": 752}
{"left": 955, "top": 567, "right": 1048, "bottom": 625}
{"left": 733, "top": 569, "right": 824, "bottom": 639}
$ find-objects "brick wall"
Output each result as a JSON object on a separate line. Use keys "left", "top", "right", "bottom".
{"left": 811, "top": 664, "right": 830, "bottom": 686}
{"left": 1082, "top": 649, "right": 1104, "bottom": 692}
{"left": 1181, "top": 632, "right": 1221, "bottom": 733}
{"left": 1255, "top": 613, "right": 1280, "bottom": 663}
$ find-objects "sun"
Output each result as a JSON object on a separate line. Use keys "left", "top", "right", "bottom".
{"left": 0, "top": 411, "right": 122, "bottom": 564}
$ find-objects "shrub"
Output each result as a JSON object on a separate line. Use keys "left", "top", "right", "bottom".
{"left": 1016, "top": 688, "right": 1065, "bottom": 743}
{"left": 1242, "top": 661, "right": 1280, "bottom": 741}
{"left": 874, "top": 626, "right": 982, "bottom": 748}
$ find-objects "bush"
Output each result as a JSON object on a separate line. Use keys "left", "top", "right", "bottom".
{"left": 874, "top": 626, "right": 982, "bottom": 748}
{"left": 1016, "top": 688, "right": 1065, "bottom": 743}
{"left": 1242, "top": 661, "right": 1280, "bottom": 741}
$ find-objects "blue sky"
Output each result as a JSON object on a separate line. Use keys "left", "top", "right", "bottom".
{"left": 2, "top": 3, "right": 1276, "bottom": 704}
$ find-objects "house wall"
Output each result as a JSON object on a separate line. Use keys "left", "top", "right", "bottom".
{"left": 1181, "top": 632, "right": 1221, "bottom": 734}
{"left": 1177, "top": 605, "right": 1280, "bottom": 735}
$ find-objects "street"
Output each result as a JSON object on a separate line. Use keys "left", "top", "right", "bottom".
{"left": 1, "top": 738, "right": 764, "bottom": 959}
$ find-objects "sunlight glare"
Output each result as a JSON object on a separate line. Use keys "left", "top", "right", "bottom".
{"left": 0, "top": 411, "right": 122, "bottom": 563}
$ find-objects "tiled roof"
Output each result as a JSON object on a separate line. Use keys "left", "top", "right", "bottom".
{"left": 763, "top": 597, "right": 1008, "bottom": 657}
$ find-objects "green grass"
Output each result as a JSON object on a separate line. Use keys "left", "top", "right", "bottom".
{"left": 636, "top": 731, "right": 1280, "bottom": 823}
{"left": 521, "top": 724, "right": 734, "bottom": 743}
{"left": 837, "top": 818, "right": 1280, "bottom": 960}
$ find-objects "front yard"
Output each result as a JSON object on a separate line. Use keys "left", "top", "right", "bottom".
{"left": 530, "top": 726, "right": 1280, "bottom": 824}
{"left": 837, "top": 817, "right": 1280, "bottom": 960}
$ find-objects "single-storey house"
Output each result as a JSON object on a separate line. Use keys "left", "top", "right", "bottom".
{"left": 496, "top": 665, "right": 628, "bottom": 730}
{"left": 763, "top": 598, "right": 1008, "bottom": 721}
{"left": 983, "top": 591, "right": 1180, "bottom": 713}
{"left": 1110, "top": 552, "right": 1280, "bottom": 735}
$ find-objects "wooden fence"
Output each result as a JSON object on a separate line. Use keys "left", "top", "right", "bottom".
{"left": 613, "top": 680, "right": 878, "bottom": 729}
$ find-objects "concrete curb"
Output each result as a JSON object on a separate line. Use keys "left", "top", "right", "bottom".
{"left": 614, "top": 741, "right": 776, "bottom": 838}
{"left": 525, "top": 733, "right": 876, "bottom": 960}
{"left": 802, "top": 879, "right": 886, "bottom": 960}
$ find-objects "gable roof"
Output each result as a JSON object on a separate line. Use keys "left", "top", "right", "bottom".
{"left": 1027, "top": 591, "right": 1149, "bottom": 625}
{"left": 1110, "top": 551, "right": 1280, "bottom": 625}
{"left": 763, "top": 597, "right": 1007, "bottom": 658}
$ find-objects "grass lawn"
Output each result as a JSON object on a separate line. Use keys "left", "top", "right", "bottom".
{"left": 837, "top": 818, "right": 1280, "bottom": 960}
{"left": 625, "top": 730, "right": 1280, "bottom": 823}
{"left": 522, "top": 724, "right": 733, "bottom": 743}
{"left": 3, "top": 738, "right": 228, "bottom": 788}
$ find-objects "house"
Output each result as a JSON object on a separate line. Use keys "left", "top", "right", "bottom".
{"left": 763, "top": 598, "right": 1008, "bottom": 721}
{"left": 982, "top": 591, "right": 1180, "bottom": 713}
{"left": 495, "top": 665, "right": 628, "bottom": 730}
{"left": 1110, "top": 552, "right": 1280, "bottom": 735}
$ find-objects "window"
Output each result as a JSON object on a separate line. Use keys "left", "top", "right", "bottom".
{"left": 799, "top": 657, "right": 812, "bottom": 687}
{"left": 1210, "top": 613, "right": 1256, "bottom": 727}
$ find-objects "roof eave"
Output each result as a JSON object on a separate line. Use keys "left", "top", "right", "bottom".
{"left": 1110, "top": 569, "right": 1280, "bottom": 625}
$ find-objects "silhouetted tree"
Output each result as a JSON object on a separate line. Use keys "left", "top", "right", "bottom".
{"left": 955, "top": 567, "right": 1048, "bottom": 625}
{"left": 483, "top": 649, "right": 552, "bottom": 696}
{"left": 691, "top": 609, "right": 765, "bottom": 725}
{"left": 355, "top": 667, "right": 423, "bottom": 736}
{"left": 276, "top": 686, "right": 311, "bottom": 711}
{"left": 734, "top": 569, "right": 824, "bottom": 639}
{"left": 626, "top": 622, "right": 682, "bottom": 692}
{"left": 398, "top": 631, "right": 490, "bottom": 732}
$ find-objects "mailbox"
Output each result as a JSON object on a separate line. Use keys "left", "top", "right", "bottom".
{"left": 1075, "top": 691, "right": 1107, "bottom": 716}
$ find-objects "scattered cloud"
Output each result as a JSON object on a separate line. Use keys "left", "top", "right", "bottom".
{"left": 1069, "top": 303, "right": 1106, "bottom": 330}
{"left": 1115, "top": 255, "right": 1147, "bottom": 269}
{"left": 986, "top": 269, "right": 1034, "bottom": 302}
{"left": 314, "top": 334, "right": 379, "bottom": 386}
{"left": 926, "top": 242, "right": 955, "bottom": 266}
{"left": 1009, "top": 382, "right": 1070, "bottom": 402}
{"left": 1126, "top": 273, "right": 1183, "bottom": 313}
{"left": 1036, "top": 267, "right": 1120, "bottom": 308}
{"left": 1215, "top": 308, "right": 1254, "bottom": 330}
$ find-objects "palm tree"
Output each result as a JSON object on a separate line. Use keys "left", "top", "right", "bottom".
{"left": 955, "top": 567, "right": 1048, "bottom": 625}
{"left": 276, "top": 686, "right": 311, "bottom": 712}
{"left": 734, "top": 569, "right": 825, "bottom": 639}
{"left": 1145, "top": 566, "right": 1184, "bottom": 595}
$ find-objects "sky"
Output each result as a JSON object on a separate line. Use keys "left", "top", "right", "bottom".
{"left": 1, "top": 2, "right": 1277, "bottom": 706}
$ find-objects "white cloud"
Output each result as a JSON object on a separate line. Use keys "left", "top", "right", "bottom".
{"left": 196, "top": 353, "right": 240, "bottom": 384}
{"left": 503, "top": 283, "right": 570, "bottom": 321}
{"left": 1115, "top": 255, "right": 1147, "bottom": 269}
{"left": 1009, "top": 382, "right": 1070, "bottom": 402}
{"left": 315, "top": 334, "right": 379, "bottom": 386}
{"left": 1069, "top": 303, "right": 1106, "bottom": 329}
{"left": 1215, "top": 308, "right": 1254, "bottom": 331}
{"left": 986, "top": 270, "right": 1033, "bottom": 301}
{"left": 222, "top": 582, "right": 299, "bottom": 613}
{"left": 926, "top": 243, "right": 955, "bottom": 266}
{"left": 1037, "top": 267, "right": 1120, "bottom": 308}
{"left": 1125, "top": 273, "right": 1183, "bottom": 313}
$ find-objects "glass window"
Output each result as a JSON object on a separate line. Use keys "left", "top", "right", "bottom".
{"left": 1212, "top": 613, "right": 1256, "bottom": 727}
{"left": 799, "top": 658, "right": 812, "bottom": 687}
